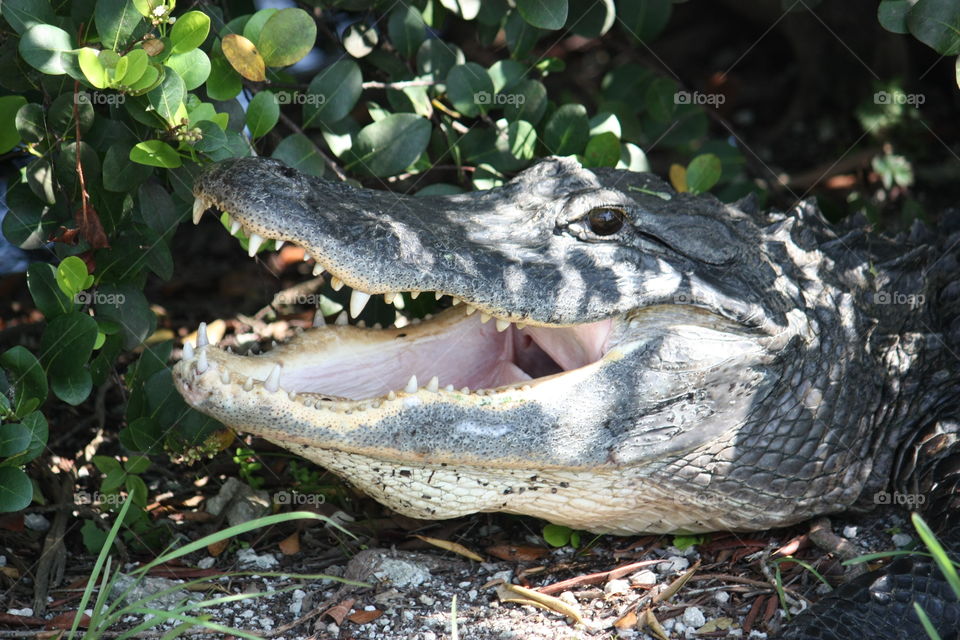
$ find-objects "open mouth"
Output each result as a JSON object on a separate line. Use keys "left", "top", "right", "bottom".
{"left": 181, "top": 197, "right": 619, "bottom": 408}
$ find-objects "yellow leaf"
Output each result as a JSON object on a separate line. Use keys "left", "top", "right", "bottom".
{"left": 222, "top": 34, "right": 266, "bottom": 82}
{"left": 669, "top": 163, "right": 687, "bottom": 193}
{"left": 413, "top": 534, "right": 484, "bottom": 562}
{"left": 496, "top": 582, "right": 585, "bottom": 625}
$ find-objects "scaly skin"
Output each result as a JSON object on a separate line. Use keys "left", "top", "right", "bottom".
{"left": 173, "top": 156, "right": 960, "bottom": 537}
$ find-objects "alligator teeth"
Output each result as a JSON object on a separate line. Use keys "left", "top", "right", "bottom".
{"left": 312, "top": 263, "right": 324, "bottom": 276}
{"left": 435, "top": 292, "right": 443, "bottom": 301}
{"left": 444, "top": 384, "right": 454, "bottom": 392}
{"left": 313, "top": 310, "right": 326, "bottom": 327}
{"left": 220, "top": 369, "right": 230, "bottom": 385}
{"left": 480, "top": 313, "right": 491, "bottom": 324}
{"left": 264, "top": 364, "right": 281, "bottom": 393}
{"left": 372, "top": 323, "right": 382, "bottom": 330}
{"left": 196, "top": 349, "right": 208, "bottom": 373}
{"left": 247, "top": 233, "right": 265, "bottom": 256}
{"left": 426, "top": 376, "right": 439, "bottom": 393}
{"left": 230, "top": 219, "right": 242, "bottom": 235}
{"left": 356, "top": 320, "right": 366, "bottom": 328}
{"left": 243, "top": 377, "right": 253, "bottom": 391}
{"left": 335, "top": 311, "right": 349, "bottom": 326}
{"left": 404, "top": 375, "right": 418, "bottom": 394}
{"left": 495, "top": 319, "right": 510, "bottom": 332}
{"left": 460, "top": 386, "right": 469, "bottom": 394}
{"left": 192, "top": 199, "right": 206, "bottom": 224}
{"left": 516, "top": 323, "right": 527, "bottom": 330}
{"left": 330, "top": 276, "right": 344, "bottom": 291}
{"left": 197, "top": 322, "right": 209, "bottom": 347}
{"left": 350, "top": 290, "right": 371, "bottom": 318}
{"left": 451, "top": 298, "right": 461, "bottom": 306}
{"left": 465, "top": 306, "right": 477, "bottom": 316}
{"left": 183, "top": 341, "right": 194, "bottom": 359}
{"left": 387, "top": 390, "right": 396, "bottom": 400}
{"left": 275, "top": 240, "right": 285, "bottom": 250}
{"left": 383, "top": 292, "right": 397, "bottom": 304}
{"left": 410, "top": 291, "right": 420, "bottom": 300}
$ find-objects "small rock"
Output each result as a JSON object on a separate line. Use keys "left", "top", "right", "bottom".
{"left": 327, "top": 623, "right": 340, "bottom": 635}
{"left": 197, "top": 556, "right": 216, "bottom": 569}
{"left": 240, "top": 609, "right": 254, "bottom": 618}
{"left": 682, "top": 606, "right": 706, "bottom": 628}
{"left": 236, "top": 548, "right": 278, "bottom": 570}
{"left": 204, "top": 477, "right": 270, "bottom": 528}
{"left": 7, "top": 608, "right": 33, "bottom": 617}
{"left": 422, "top": 632, "right": 437, "bottom": 640}
{"left": 110, "top": 575, "right": 198, "bottom": 610}
{"left": 467, "top": 589, "right": 477, "bottom": 600}
{"left": 0, "top": 555, "right": 6, "bottom": 566}
{"left": 604, "top": 578, "right": 631, "bottom": 595}
{"left": 458, "top": 580, "right": 471, "bottom": 588}
{"left": 659, "top": 555, "right": 690, "bottom": 573}
{"left": 714, "top": 590, "right": 730, "bottom": 604}
{"left": 558, "top": 591, "right": 579, "bottom": 607}
{"left": 843, "top": 525, "right": 858, "bottom": 538}
{"left": 630, "top": 569, "right": 657, "bottom": 586}
{"left": 24, "top": 514, "right": 50, "bottom": 532}
{"left": 419, "top": 594, "right": 435, "bottom": 606}
{"left": 892, "top": 533, "right": 913, "bottom": 548}
{"left": 492, "top": 569, "right": 513, "bottom": 583}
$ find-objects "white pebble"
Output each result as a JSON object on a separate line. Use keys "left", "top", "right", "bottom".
{"left": 682, "top": 606, "right": 706, "bottom": 628}
{"left": 631, "top": 569, "right": 657, "bottom": 585}
{"left": 604, "top": 578, "right": 631, "bottom": 594}
{"left": 892, "top": 533, "right": 913, "bottom": 547}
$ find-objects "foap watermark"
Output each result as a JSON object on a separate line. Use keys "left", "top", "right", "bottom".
{"left": 674, "top": 91, "right": 725, "bottom": 107}
{"left": 873, "top": 291, "right": 924, "bottom": 308}
{"left": 274, "top": 91, "right": 327, "bottom": 106}
{"left": 75, "top": 91, "right": 126, "bottom": 106}
{"left": 873, "top": 90, "right": 925, "bottom": 107}
{"left": 272, "top": 292, "right": 325, "bottom": 306}
{"left": 75, "top": 490, "right": 128, "bottom": 506}
{"left": 474, "top": 91, "right": 525, "bottom": 106}
{"left": 273, "top": 491, "right": 326, "bottom": 506}
{"left": 75, "top": 290, "right": 126, "bottom": 307}
{"left": 873, "top": 490, "right": 925, "bottom": 508}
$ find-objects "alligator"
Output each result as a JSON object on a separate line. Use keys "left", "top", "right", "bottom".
{"left": 174, "top": 156, "right": 960, "bottom": 638}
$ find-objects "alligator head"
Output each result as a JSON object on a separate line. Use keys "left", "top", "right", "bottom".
{"left": 174, "top": 156, "right": 960, "bottom": 534}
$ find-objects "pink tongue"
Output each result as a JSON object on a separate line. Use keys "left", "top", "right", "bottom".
{"left": 523, "top": 319, "right": 613, "bottom": 370}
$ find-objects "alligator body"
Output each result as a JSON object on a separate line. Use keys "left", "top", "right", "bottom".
{"left": 174, "top": 157, "right": 959, "bottom": 635}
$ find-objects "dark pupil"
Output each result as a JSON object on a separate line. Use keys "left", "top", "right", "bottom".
{"left": 587, "top": 207, "right": 624, "bottom": 235}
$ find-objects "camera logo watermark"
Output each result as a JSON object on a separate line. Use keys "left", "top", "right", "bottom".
{"left": 75, "top": 91, "right": 126, "bottom": 106}
{"left": 273, "top": 491, "right": 326, "bottom": 506}
{"left": 873, "top": 291, "right": 924, "bottom": 308}
{"left": 274, "top": 91, "right": 326, "bottom": 106}
{"left": 75, "top": 291, "right": 126, "bottom": 307}
{"left": 873, "top": 490, "right": 925, "bottom": 507}
{"left": 474, "top": 91, "right": 525, "bottom": 106}
{"left": 674, "top": 91, "right": 725, "bottom": 107}
{"left": 75, "top": 490, "right": 127, "bottom": 506}
{"left": 873, "top": 90, "right": 925, "bottom": 107}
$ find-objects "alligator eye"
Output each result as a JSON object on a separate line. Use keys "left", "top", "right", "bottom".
{"left": 587, "top": 207, "right": 625, "bottom": 236}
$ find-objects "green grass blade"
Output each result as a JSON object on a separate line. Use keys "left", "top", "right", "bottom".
{"left": 843, "top": 549, "right": 928, "bottom": 565}
{"left": 911, "top": 513, "right": 960, "bottom": 599}
{"left": 914, "top": 602, "right": 943, "bottom": 640}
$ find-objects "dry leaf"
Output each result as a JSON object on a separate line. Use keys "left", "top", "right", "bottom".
{"left": 485, "top": 544, "right": 549, "bottom": 562}
{"left": 413, "top": 535, "right": 484, "bottom": 561}
{"left": 640, "top": 607, "right": 669, "bottom": 640}
{"left": 669, "top": 163, "right": 687, "bottom": 193}
{"left": 653, "top": 559, "right": 700, "bottom": 603}
{"left": 46, "top": 611, "right": 89, "bottom": 629}
{"left": 347, "top": 609, "right": 383, "bottom": 624}
{"left": 323, "top": 598, "right": 355, "bottom": 625}
{"left": 697, "top": 617, "right": 735, "bottom": 632}
{"left": 278, "top": 531, "right": 301, "bottom": 555}
{"left": 613, "top": 609, "right": 638, "bottom": 629}
{"left": 222, "top": 34, "right": 266, "bottom": 81}
{"left": 207, "top": 537, "right": 229, "bottom": 557}
{"left": 0, "top": 566, "right": 20, "bottom": 579}
{"left": 497, "top": 583, "right": 584, "bottom": 625}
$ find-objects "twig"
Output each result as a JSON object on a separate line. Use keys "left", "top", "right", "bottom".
{"left": 361, "top": 79, "right": 435, "bottom": 90}
{"left": 275, "top": 111, "right": 348, "bottom": 182}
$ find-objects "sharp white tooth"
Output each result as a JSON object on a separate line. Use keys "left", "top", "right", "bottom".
{"left": 243, "top": 377, "right": 253, "bottom": 391}
{"left": 480, "top": 313, "right": 491, "bottom": 323}
{"left": 230, "top": 219, "right": 242, "bottom": 235}
{"left": 356, "top": 320, "right": 366, "bottom": 328}
{"left": 460, "top": 386, "right": 470, "bottom": 394}
{"left": 410, "top": 291, "right": 420, "bottom": 299}
{"left": 247, "top": 233, "right": 264, "bottom": 256}
{"left": 288, "top": 390, "right": 297, "bottom": 401}
{"left": 444, "top": 384, "right": 454, "bottom": 392}
{"left": 404, "top": 375, "right": 418, "bottom": 394}
{"left": 451, "top": 298, "right": 461, "bottom": 306}
{"left": 192, "top": 198, "right": 206, "bottom": 224}
{"left": 521, "top": 384, "right": 531, "bottom": 391}
{"left": 183, "top": 342, "right": 194, "bottom": 359}
{"left": 313, "top": 310, "right": 326, "bottom": 327}
{"left": 264, "top": 364, "right": 281, "bottom": 393}
{"left": 197, "top": 322, "right": 209, "bottom": 347}
{"left": 426, "top": 376, "right": 439, "bottom": 392}
{"left": 196, "top": 349, "right": 208, "bottom": 373}
{"left": 465, "top": 306, "right": 477, "bottom": 316}
{"left": 393, "top": 295, "right": 405, "bottom": 310}
{"left": 350, "top": 290, "right": 371, "bottom": 318}
{"left": 335, "top": 311, "right": 349, "bottom": 326}
{"left": 384, "top": 292, "right": 397, "bottom": 304}
{"left": 313, "top": 263, "right": 324, "bottom": 276}
{"left": 410, "top": 318, "right": 421, "bottom": 325}
{"left": 226, "top": 346, "right": 233, "bottom": 353}
{"left": 330, "top": 276, "right": 344, "bottom": 291}
{"left": 303, "top": 253, "right": 311, "bottom": 262}
{"left": 220, "top": 369, "right": 230, "bottom": 384}
{"left": 516, "top": 323, "right": 527, "bottom": 330}
{"left": 387, "top": 390, "right": 396, "bottom": 400}
{"left": 373, "top": 323, "right": 382, "bottom": 330}
{"left": 435, "top": 292, "right": 443, "bottom": 301}
{"left": 496, "top": 319, "right": 510, "bottom": 332}
{"left": 275, "top": 240, "right": 285, "bottom": 250}
{"left": 424, "top": 313, "right": 433, "bottom": 320}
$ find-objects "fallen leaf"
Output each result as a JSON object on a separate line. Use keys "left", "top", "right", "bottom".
{"left": 207, "top": 538, "right": 230, "bottom": 557}
{"left": 486, "top": 544, "right": 549, "bottom": 562}
{"left": 640, "top": 607, "right": 669, "bottom": 640}
{"left": 75, "top": 204, "right": 109, "bottom": 249}
{"left": 323, "top": 598, "right": 355, "bottom": 625}
{"left": 653, "top": 559, "right": 700, "bottom": 603}
{"left": 347, "top": 609, "right": 382, "bottom": 624}
{"left": 278, "top": 531, "right": 300, "bottom": 555}
{"left": 413, "top": 535, "right": 483, "bottom": 562}
{"left": 0, "top": 566, "right": 19, "bottom": 578}
{"left": 697, "top": 617, "right": 735, "bottom": 632}
{"left": 669, "top": 163, "right": 687, "bottom": 193}
{"left": 46, "top": 611, "right": 89, "bottom": 629}
{"left": 497, "top": 582, "right": 584, "bottom": 624}
{"left": 613, "top": 609, "right": 638, "bottom": 629}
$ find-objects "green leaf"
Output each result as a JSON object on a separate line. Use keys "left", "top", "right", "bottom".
{"left": 56, "top": 256, "right": 92, "bottom": 298}
{"left": 102, "top": 142, "right": 153, "bottom": 191}
{"left": 504, "top": 79, "right": 548, "bottom": 125}
{"left": 247, "top": 91, "right": 279, "bottom": 139}
{"left": 303, "top": 60, "right": 362, "bottom": 128}
{"left": 271, "top": 134, "right": 326, "bottom": 178}
{"left": 447, "top": 62, "right": 494, "bottom": 117}
{"left": 170, "top": 10, "right": 210, "bottom": 55}
{"left": 2, "top": 185, "right": 60, "bottom": 250}
{"left": 906, "top": 0, "right": 960, "bottom": 55}
{"left": 124, "top": 455, "right": 151, "bottom": 474}
{"left": 95, "top": 285, "right": 156, "bottom": 350}
{"left": 15, "top": 103, "right": 46, "bottom": 144}
{"left": 686, "top": 153, "right": 722, "bottom": 194}
{"left": 878, "top": 0, "right": 911, "bottom": 34}
{"left": 19, "top": 24, "right": 74, "bottom": 75}
{"left": 583, "top": 132, "right": 620, "bottom": 168}
{"left": 145, "top": 70, "right": 186, "bottom": 125}
{"left": 50, "top": 364, "right": 92, "bottom": 406}
{"left": 504, "top": 10, "right": 544, "bottom": 57}
{"left": 80, "top": 518, "right": 108, "bottom": 553}
{"left": 130, "top": 140, "right": 181, "bottom": 168}
{"left": 0, "top": 97, "right": 26, "bottom": 154}
{"left": 0, "top": 347, "right": 47, "bottom": 417}
{"left": 0, "top": 423, "right": 32, "bottom": 457}
{"left": 488, "top": 59, "right": 526, "bottom": 93}
{"left": 618, "top": 0, "right": 673, "bottom": 42}
{"left": 206, "top": 52, "right": 242, "bottom": 101}
{"left": 544, "top": 103, "right": 590, "bottom": 155}
{"left": 125, "top": 472, "right": 148, "bottom": 505}
{"left": 116, "top": 48, "right": 148, "bottom": 86}
{"left": 567, "top": 0, "right": 615, "bottom": 37}
{"left": 78, "top": 48, "right": 110, "bottom": 88}
{"left": 542, "top": 524, "right": 573, "bottom": 547}
{"left": 346, "top": 113, "right": 431, "bottom": 177}
{"left": 125, "top": 63, "right": 160, "bottom": 95}
{"left": 388, "top": 5, "right": 426, "bottom": 58}
{"left": 416, "top": 39, "right": 465, "bottom": 81}
{"left": 258, "top": 7, "right": 316, "bottom": 67}
{"left": 644, "top": 76, "right": 678, "bottom": 122}
{"left": 491, "top": 119, "right": 536, "bottom": 171}
{"left": 242, "top": 8, "right": 278, "bottom": 44}
{"left": 27, "top": 263, "right": 74, "bottom": 318}
{"left": 40, "top": 312, "right": 98, "bottom": 375}
{"left": 516, "top": 0, "right": 568, "bottom": 30}
{"left": 95, "top": 0, "right": 144, "bottom": 51}
{"left": 164, "top": 49, "right": 210, "bottom": 90}
{"left": 6, "top": 412, "right": 47, "bottom": 464}
{"left": 0, "top": 467, "right": 32, "bottom": 512}
{"left": 1, "top": 0, "right": 56, "bottom": 35}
